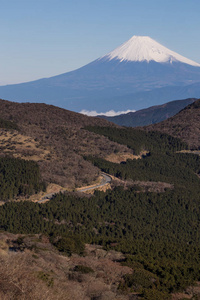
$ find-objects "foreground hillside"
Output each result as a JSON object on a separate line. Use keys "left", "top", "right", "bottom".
{"left": 0, "top": 99, "right": 130, "bottom": 188}
{"left": 0, "top": 232, "right": 132, "bottom": 300}
{"left": 147, "top": 99, "right": 200, "bottom": 149}
{"left": 1, "top": 98, "right": 200, "bottom": 298}
{"left": 1, "top": 119, "right": 200, "bottom": 299}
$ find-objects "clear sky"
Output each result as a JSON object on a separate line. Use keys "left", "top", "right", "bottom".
{"left": 1, "top": 0, "right": 200, "bottom": 85}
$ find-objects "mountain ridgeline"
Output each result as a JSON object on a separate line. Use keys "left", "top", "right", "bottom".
{"left": 99, "top": 98, "right": 196, "bottom": 127}
{"left": 146, "top": 98, "right": 200, "bottom": 149}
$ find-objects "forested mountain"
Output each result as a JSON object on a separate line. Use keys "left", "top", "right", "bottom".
{"left": 100, "top": 98, "right": 196, "bottom": 127}
{"left": 0, "top": 98, "right": 200, "bottom": 299}
{"left": 0, "top": 122, "right": 200, "bottom": 298}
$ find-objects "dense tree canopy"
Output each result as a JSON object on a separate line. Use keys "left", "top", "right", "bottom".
{"left": 0, "top": 126, "right": 200, "bottom": 298}
{"left": 0, "top": 157, "right": 46, "bottom": 200}
{"left": 0, "top": 117, "right": 19, "bottom": 130}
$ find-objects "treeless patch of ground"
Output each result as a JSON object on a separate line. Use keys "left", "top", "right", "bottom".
{"left": 76, "top": 174, "right": 111, "bottom": 194}
{"left": 30, "top": 183, "right": 67, "bottom": 203}
{"left": 172, "top": 282, "right": 200, "bottom": 299}
{"left": 0, "top": 129, "right": 52, "bottom": 161}
{"left": 110, "top": 175, "right": 173, "bottom": 193}
{"left": 76, "top": 174, "right": 103, "bottom": 191}
{"left": 178, "top": 150, "right": 200, "bottom": 155}
{"left": 172, "top": 294, "right": 191, "bottom": 299}
{"left": 105, "top": 151, "right": 149, "bottom": 163}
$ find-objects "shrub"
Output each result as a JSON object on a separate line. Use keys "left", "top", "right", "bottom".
{"left": 37, "top": 271, "right": 54, "bottom": 287}
{"left": 53, "top": 236, "right": 84, "bottom": 256}
{"left": 73, "top": 265, "right": 94, "bottom": 274}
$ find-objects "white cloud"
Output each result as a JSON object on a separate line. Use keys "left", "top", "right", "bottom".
{"left": 80, "top": 109, "right": 136, "bottom": 117}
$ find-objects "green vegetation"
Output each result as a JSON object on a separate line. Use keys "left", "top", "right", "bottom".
{"left": 73, "top": 265, "right": 94, "bottom": 274}
{"left": 0, "top": 126, "right": 200, "bottom": 298}
{"left": 0, "top": 157, "right": 46, "bottom": 200}
{"left": 52, "top": 236, "right": 84, "bottom": 256}
{"left": 84, "top": 126, "right": 188, "bottom": 154}
{"left": 0, "top": 117, "right": 19, "bottom": 130}
{"left": 85, "top": 127, "right": 199, "bottom": 191}
{"left": 1, "top": 185, "right": 200, "bottom": 296}
{"left": 37, "top": 271, "right": 54, "bottom": 287}
{"left": 86, "top": 152, "right": 200, "bottom": 188}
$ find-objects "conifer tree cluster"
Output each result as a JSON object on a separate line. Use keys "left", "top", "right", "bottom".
{"left": 0, "top": 126, "right": 200, "bottom": 298}
{"left": 0, "top": 157, "right": 46, "bottom": 200}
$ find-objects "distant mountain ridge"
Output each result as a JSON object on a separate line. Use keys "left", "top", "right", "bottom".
{"left": 0, "top": 36, "right": 200, "bottom": 112}
{"left": 99, "top": 98, "right": 196, "bottom": 127}
{"left": 146, "top": 98, "right": 200, "bottom": 149}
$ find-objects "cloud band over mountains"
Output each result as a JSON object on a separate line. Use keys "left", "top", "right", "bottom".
{"left": 80, "top": 109, "right": 136, "bottom": 117}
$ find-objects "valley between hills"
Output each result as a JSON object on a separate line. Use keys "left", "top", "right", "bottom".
{"left": 0, "top": 98, "right": 200, "bottom": 299}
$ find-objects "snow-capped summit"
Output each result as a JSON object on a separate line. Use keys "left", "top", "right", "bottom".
{"left": 103, "top": 35, "right": 200, "bottom": 67}
{"left": 0, "top": 35, "right": 200, "bottom": 113}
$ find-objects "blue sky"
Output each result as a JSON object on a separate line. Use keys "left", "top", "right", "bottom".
{"left": 1, "top": 0, "right": 200, "bottom": 84}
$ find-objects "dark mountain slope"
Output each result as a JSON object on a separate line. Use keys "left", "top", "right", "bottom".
{"left": 147, "top": 99, "right": 200, "bottom": 149}
{"left": 0, "top": 99, "right": 129, "bottom": 187}
{"left": 100, "top": 98, "right": 196, "bottom": 127}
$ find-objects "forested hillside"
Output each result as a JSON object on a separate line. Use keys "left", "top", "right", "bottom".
{"left": 0, "top": 99, "right": 130, "bottom": 188}
{"left": 0, "top": 157, "right": 45, "bottom": 201}
{"left": 1, "top": 122, "right": 200, "bottom": 299}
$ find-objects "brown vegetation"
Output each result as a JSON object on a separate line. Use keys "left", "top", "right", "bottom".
{"left": 146, "top": 99, "right": 200, "bottom": 149}
{"left": 76, "top": 174, "right": 111, "bottom": 194}
{"left": 0, "top": 129, "right": 51, "bottom": 161}
{"left": 0, "top": 232, "right": 132, "bottom": 300}
{"left": 105, "top": 152, "right": 148, "bottom": 164}
{"left": 110, "top": 175, "right": 173, "bottom": 193}
{"left": 172, "top": 282, "right": 200, "bottom": 299}
{"left": 0, "top": 99, "right": 131, "bottom": 188}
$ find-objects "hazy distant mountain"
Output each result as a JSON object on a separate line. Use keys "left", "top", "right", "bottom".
{"left": 0, "top": 36, "right": 200, "bottom": 112}
{"left": 99, "top": 98, "right": 196, "bottom": 127}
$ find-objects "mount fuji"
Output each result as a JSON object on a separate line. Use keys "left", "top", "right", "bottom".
{"left": 0, "top": 35, "right": 200, "bottom": 113}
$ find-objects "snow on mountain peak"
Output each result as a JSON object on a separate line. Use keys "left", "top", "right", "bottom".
{"left": 103, "top": 36, "right": 200, "bottom": 67}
